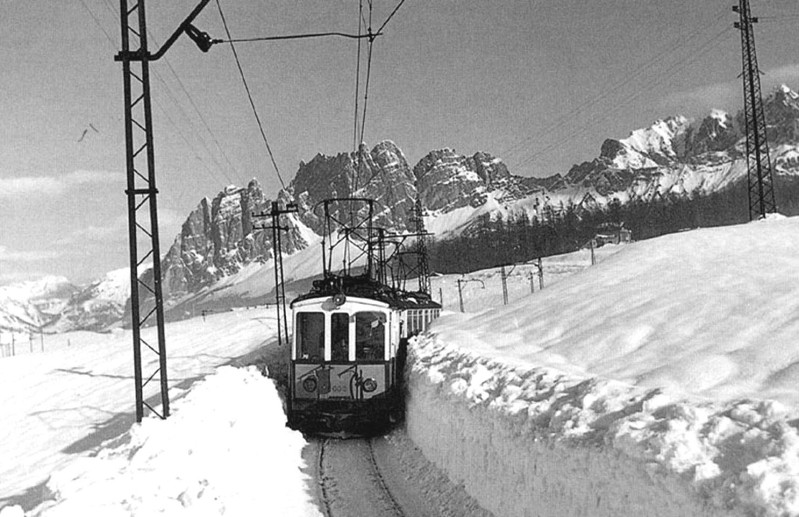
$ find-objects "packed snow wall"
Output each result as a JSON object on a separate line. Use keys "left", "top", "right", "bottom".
{"left": 405, "top": 337, "right": 755, "bottom": 517}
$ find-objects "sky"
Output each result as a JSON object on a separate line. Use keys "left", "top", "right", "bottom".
{"left": 4, "top": 0, "right": 799, "bottom": 284}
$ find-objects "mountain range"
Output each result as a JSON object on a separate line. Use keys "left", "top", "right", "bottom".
{"left": 4, "top": 84, "right": 799, "bottom": 334}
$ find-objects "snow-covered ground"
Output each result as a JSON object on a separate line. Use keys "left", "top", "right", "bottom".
{"left": 407, "top": 215, "right": 799, "bottom": 516}
{"left": 0, "top": 309, "right": 279, "bottom": 513}
{"left": 18, "top": 367, "right": 320, "bottom": 517}
{"left": 4, "top": 216, "right": 799, "bottom": 516}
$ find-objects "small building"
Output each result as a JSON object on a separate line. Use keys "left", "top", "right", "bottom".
{"left": 595, "top": 222, "right": 632, "bottom": 246}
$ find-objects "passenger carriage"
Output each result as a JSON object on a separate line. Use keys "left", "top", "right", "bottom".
{"left": 288, "top": 276, "right": 440, "bottom": 433}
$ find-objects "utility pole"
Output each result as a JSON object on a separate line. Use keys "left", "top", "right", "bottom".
{"left": 537, "top": 257, "right": 544, "bottom": 290}
{"left": 500, "top": 265, "right": 509, "bottom": 306}
{"left": 734, "top": 0, "right": 777, "bottom": 220}
{"left": 253, "top": 201, "right": 298, "bottom": 349}
{"left": 115, "top": 0, "right": 213, "bottom": 422}
{"left": 456, "top": 278, "right": 485, "bottom": 313}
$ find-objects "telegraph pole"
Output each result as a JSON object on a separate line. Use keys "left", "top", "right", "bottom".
{"left": 734, "top": 0, "right": 777, "bottom": 220}
{"left": 115, "top": 0, "right": 213, "bottom": 422}
{"left": 456, "top": 278, "right": 484, "bottom": 313}
{"left": 253, "top": 201, "right": 298, "bottom": 349}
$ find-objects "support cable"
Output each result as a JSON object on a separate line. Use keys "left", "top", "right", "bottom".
{"left": 358, "top": 0, "right": 376, "bottom": 178}
{"left": 87, "top": 0, "right": 239, "bottom": 188}
{"left": 499, "top": 7, "right": 731, "bottom": 163}
{"left": 353, "top": 0, "right": 364, "bottom": 155}
{"left": 215, "top": 31, "right": 376, "bottom": 43}
{"left": 375, "top": 0, "right": 406, "bottom": 36}
{"left": 514, "top": 24, "right": 733, "bottom": 170}
{"left": 215, "top": 0, "right": 286, "bottom": 190}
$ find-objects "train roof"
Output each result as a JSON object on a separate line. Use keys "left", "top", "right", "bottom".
{"left": 290, "top": 274, "right": 442, "bottom": 310}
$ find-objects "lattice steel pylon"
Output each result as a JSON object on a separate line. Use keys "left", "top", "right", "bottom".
{"left": 411, "top": 195, "right": 431, "bottom": 294}
{"left": 734, "top": 0, "right": 777, "bottom": 220}
{"left": 116, "top": 0, "right": 212, "bottom": 422}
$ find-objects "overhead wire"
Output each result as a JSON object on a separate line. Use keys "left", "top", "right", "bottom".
{"left": 214, "top": 0, "right": 287, "bottom": 190}
{"left": 518, "top": 25, "right": 734, "bottom": 169}
{"left": 514, "top": 24, "right": 735, "bottom": 171}
{"left": 216, "top": 32, "right": 376, "bottom": 43}
{"left": 498, "top": 6, "right": 732, "bottom": 164}
{"left": 353, "top": 0, "right": 365, "bottom": 154}
{"left": 359, "top": 0, "right": 375, "bottom": 151}
{"left": 94, "top": 0, "right": 241, "bottom": 188}
{"left": 375, "top": 0, "right": 406, "bottom": 36}
{"left": 502, "top": 12, "right": 733, "bottom": 171}
{"left": 76, "top": 0, "right": 236, "bottom": 201}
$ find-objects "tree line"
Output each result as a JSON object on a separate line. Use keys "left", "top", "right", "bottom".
{"left": 428, "top": 177, "right": 799, "bottom": 274}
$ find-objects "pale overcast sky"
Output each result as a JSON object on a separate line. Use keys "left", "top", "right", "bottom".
{"left": 3, "top": 0, "right": 799, "bottom": 284}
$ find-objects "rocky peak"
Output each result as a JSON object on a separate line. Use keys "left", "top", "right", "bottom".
{"left": 763, "top": 84, "right": 799, "bottom": 145}
{"left": 683, "top": 109, "right": 739, "bottom": 158}
{"left": 290, "top": 141, "right": 416, "bottom": 233}
{"left": 413, "top": 148, "right": 525, "bottom": 212}
{"left": 158, "top": 178, "right": 308, "bottom": 298}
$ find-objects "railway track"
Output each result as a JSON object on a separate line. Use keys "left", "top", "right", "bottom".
{"left": 315, "top": 437, "right": 405, "bottom": 517}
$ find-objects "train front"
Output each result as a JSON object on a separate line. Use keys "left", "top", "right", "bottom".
{"left": 288, "top": 293, "right": 402, "bottom": 434}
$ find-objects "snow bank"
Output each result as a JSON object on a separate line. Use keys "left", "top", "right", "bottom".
{"left": 0, "top": 310, "right": 275, "bottom": 501}
{"left": 407, "top": 336, "right": 799, "bottom": 516}
{"left": 406, "top": 217, "right": 799, "bottom": 517}
{"left": 9, "top": 366, "right": 319, "bottom": 517}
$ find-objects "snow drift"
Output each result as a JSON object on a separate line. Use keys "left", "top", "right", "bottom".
{"left": 21, "top": 366, "right": 320, "bottom": 517}
{"left": 407, "top": 215, "right": 799, "bottom": 517}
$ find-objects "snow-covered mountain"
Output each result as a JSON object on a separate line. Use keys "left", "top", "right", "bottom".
{"left": 7, "top": 84, "right": 799, "bottom": 333}
{"left": 0, "top": 270, "right": 131, "bottom": 335}
{"left": 0, "top": 276, "right": 76, "bottom": 333}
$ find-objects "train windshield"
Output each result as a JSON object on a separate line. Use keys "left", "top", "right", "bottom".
{"left": 331, "top": 312, "right": 349, "bottom": 361}
{"left": 355, "top": 311, "right": 385, "bottom": 360}
{"left": 297, "top": 312, "right": 324, "bottom": 360}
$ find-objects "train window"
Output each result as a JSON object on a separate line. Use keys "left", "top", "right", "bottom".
{"left": 331, "top": 312, "right": 349, "bottom": 362}
{"left": 297, "top": 312, "right": 324, "bottom": 361}
{"left": 355, "top": 311, "right": 385, "bottom": 361}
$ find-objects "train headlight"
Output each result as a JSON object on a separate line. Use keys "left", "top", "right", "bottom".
{"left": 302, "top": 376, "right": 318, "bottom": 393}
{"left": 362, "top": 378, "right": 378, "bottom": 393}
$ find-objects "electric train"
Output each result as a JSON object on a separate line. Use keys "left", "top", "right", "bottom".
{"left": 287, "top": 275, "right": 440, "bottom": 433}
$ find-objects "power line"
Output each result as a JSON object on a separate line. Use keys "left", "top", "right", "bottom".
{"left": 375, "top": 0, "right": 406, "bottom": 36}
{"left": 215, "top": 0, "right": 286, "bottom": 190}
{"left": 499, "top": 7, "right": 732, "bottom": 164}
{"left": 76, "top": 0, "right": 238, "bottom": 195}
{"left": 77, "top": 0, "right": 117, "bottom": 47}
{"left": 98, "top": 0, "right": 242, "bottom": 183}
{"left": 215, "top": 31, "right": 376, "bottom": 43}
{"left": 513, "top": 25, "right": 734, "bottom": 172}
{"left": 353, "top": 0, "right": 365, "bottom": 154}
{"left": 359, "top": 0, "right": 375, "bottom": 152}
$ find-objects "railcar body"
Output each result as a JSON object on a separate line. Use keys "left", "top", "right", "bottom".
{"left": 287, "top": 279, "right": 440, "bottom": 433}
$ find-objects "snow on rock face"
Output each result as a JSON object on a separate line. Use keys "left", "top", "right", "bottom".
{"left": 49, "top": 268, "right": 131, "bottom": 332}
{"left": 291, "top": 141, "right": 417, "bottom": 234}
{"left": 0, "top": 277, "right": 77, "bottom": 332}
{"left": 158, "top": 179, "right": 308, "bottom": 300}
{"left": 413, "top": 148, "right": 532, "bottom": 214}
{"left": 24, "top": 366, "right": 320, "bottom": 517}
